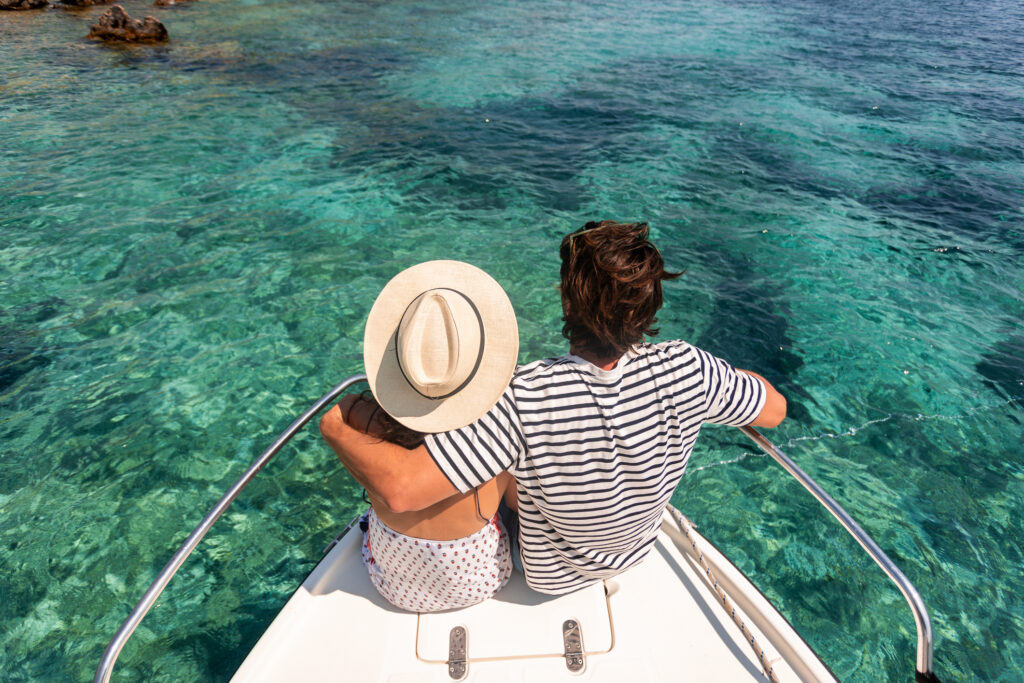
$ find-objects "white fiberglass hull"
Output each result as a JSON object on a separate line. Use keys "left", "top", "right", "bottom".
{"left": 233, "top": 507, "right": 836, "bottom": 682}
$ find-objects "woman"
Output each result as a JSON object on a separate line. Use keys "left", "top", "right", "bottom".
{"left": 340, "top": 391, "right": 514, "bottom": 612}
{"left": 322, "top": 260, "right": 520, "bottom": 612}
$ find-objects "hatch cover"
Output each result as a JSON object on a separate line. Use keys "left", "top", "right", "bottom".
{"left": 416, "top": 571, "right": 612, "bottom": 662}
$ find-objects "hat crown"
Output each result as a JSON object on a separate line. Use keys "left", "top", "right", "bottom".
{"left": 396, "top": 289, "right": 482, "bottom": 399}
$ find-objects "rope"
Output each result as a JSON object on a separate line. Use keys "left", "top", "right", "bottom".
{"left": 669, "top": 507, "right": 780, "bottom": 683}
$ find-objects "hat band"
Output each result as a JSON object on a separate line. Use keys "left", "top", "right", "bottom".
{"left": 395, "top": 289, "right": 486, "bottom": 401}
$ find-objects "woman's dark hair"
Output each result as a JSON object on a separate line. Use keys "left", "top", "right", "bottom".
{"left": 559, "top": 220, "right": 682, "bottom": 358}
{"left": 356, "top": 391, "right": 424, "bottom": 449}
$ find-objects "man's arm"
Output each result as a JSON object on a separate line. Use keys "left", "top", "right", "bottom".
{"left": 737, "top": 369, "right": 787, "bottom": 427}
{"left": 319, "top": 394, "right": 458, "bottom": 512}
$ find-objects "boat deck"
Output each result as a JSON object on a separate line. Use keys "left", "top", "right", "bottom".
{"left": 233, "top": 509, "right": 835, "bottom": 682}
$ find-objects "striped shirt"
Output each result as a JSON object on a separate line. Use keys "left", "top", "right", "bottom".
{"left": 424, "top": 340, "right": 766, "bottom": 595}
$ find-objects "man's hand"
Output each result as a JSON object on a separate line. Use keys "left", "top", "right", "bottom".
{"left": 337, "top": 393, "right": 374, "bottom": 433}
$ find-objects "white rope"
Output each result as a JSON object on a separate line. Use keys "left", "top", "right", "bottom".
{"left": 670, "top": 507, "right": 780, "bottom": 683}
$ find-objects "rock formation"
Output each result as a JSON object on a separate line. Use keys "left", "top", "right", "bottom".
{"left": 0, "top": 0, "right": 49, "bottom": 10}
{"left": 154, "top": 0, "right": 194, "bottom": 6}
{"left": 87, "top": 5, "right": 168, "bottom": 42}
{"left": 60, "top": 0, "right": 112, "bottom": 7}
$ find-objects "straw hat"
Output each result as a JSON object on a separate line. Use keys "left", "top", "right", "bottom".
{"left": 363, "top": 260, "right": 519, "bottom": 433}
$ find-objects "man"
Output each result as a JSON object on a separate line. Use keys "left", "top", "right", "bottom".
{"left": 322, "top": 220, "right": 786, "bottom": 595}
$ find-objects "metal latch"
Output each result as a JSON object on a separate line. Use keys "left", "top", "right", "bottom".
{"left": 562, "top": 619, "right": 585, "bottom": 673}
{"left": 448, "top": 625, "right": 468, "bottom": 680}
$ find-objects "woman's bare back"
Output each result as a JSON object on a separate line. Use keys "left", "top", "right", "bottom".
{"left": 347, "top": 393, "right": 515, "bottom": 540}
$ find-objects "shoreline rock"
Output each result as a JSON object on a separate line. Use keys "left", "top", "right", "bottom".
{"left": 0, "top": 0, "right": 49, "bottom": 10}
{"left": 87, "top": 5, "right": 168, "bottom": 42}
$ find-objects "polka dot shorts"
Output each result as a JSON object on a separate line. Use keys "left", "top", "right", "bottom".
{"left": 361, "top": 507, "right": 512, "bottom": 613}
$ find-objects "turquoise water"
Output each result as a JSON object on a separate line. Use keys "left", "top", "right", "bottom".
{"left": 2, "top": 0, "right": 1022, "bottom": 679}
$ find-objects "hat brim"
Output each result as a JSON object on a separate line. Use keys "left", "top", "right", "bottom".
{"left": 363, "top": 260, "right": 519, "bottom": 433}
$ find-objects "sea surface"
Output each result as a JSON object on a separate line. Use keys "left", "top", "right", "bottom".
{"left": 1, "top": 0, "right": 1022, "bottom": 680}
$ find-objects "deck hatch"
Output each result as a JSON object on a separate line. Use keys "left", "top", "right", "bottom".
{"left": 416, "top": 572, "right": 612, "bottom": 662}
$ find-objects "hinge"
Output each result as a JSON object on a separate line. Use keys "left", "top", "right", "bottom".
{"left": 562, "top": 618, "right": 585, "bottom": 673}
{"left": 448, "top": 625, "right": 468, "bottom": 680}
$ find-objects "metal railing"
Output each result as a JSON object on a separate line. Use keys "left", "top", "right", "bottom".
{"left": 95, "top": 377, "right": 936, "bottom": 682}
{"left": 94, "top": 374, "right": 367, "bottom": 683}
{"left": 739, "top": 425, "right": 937, "bottom": 682}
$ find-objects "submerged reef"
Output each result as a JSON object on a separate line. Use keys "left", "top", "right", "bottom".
{"left": 976, "top": 334, "right": 1024, "bottom": 401}
{"left": 87, "top": 5, "right": 168, "bottom": 42}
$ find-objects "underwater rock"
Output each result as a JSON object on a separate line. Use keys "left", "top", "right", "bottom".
{"left": 87, "top": 5, "right": 168, "bottom": 42}
{"left": 154, "top": 0, "right": 193, "bottom": 6}
{"left": 0, "top": 0, "right": 49, "bottom": 9}
{"left": 0, "top": 326, "right": 50, "bottom": 392}
{"left": 60, "top": 0, "right": 112, "bottom": 7}
{"left": 976, "top": 334, "right": 1024, "bottom": 400}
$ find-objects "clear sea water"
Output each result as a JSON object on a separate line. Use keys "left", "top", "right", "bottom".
{"left": 2, "top": 0, "right": 1022, "bottom": 680}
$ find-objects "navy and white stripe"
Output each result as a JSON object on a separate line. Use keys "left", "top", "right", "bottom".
{"left": 425, "top": 340, "right": 766, "bottom": 595}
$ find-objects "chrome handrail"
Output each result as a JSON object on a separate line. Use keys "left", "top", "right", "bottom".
{"left": 94, "top": 374, "right": 368, "bottom": 683}
{"left": 739, "top": 425, "right": 936, "bottom": 681}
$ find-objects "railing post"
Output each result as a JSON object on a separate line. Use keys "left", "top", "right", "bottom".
{"left": 738, "top": 425, "right": 937, "bottom": 680}
{"left": 95, "top": 375, "right": 367, "bottom": 683}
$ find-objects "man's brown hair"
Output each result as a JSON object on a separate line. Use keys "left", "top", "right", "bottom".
{"left": 559, "top": 221, "right": 681, "bottom": 358}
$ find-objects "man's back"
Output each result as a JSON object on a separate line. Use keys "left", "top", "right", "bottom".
{"left": 426, "top": 340, "right": 767, "bottom": 594}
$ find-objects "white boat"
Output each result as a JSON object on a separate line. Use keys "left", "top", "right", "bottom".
{"left": 95, "top": 375, "right": 938, "bottom": 682}
{"left": 232, "top": 505, "right": 833, "bottom": 682}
